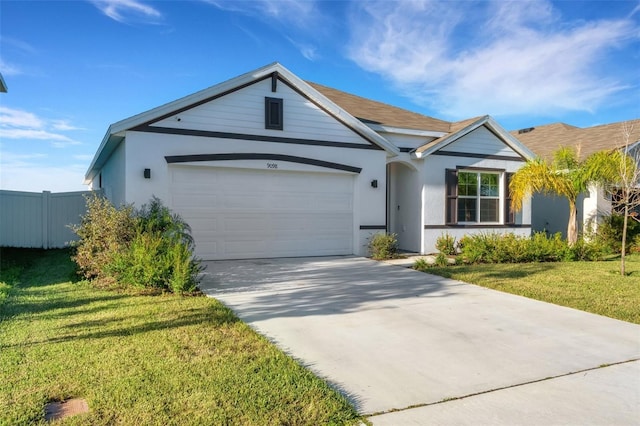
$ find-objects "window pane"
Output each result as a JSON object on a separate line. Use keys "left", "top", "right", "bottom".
{"left": 480, "top": 173, "right": 499, "bottom": 197}
{"left": 458, "top": 172, "right": 477, "bottom": 196}
{"left": 458, "top": 198, "right": 477, "bottom": 222}
{"left": 480, "top": 199, "right": 499, "bottom": 222}
{"left": 270, "top": 103, "right": 281, "bottom": 124}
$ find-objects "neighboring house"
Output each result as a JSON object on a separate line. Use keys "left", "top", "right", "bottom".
{"left": 85, "top": 63, "right": 533, "bottom": 260}
{"left": 512, "top": 119, "right": 640, "bottom": 237}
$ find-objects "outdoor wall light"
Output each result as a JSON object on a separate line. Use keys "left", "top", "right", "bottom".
{"left": 144, "top": 168, "right": 151, "bottom": 179}
{"left": 371, "top": 179, "right": 378, "bottom": 188}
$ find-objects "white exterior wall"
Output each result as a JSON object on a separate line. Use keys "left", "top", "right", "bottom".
{"left": 583, "top": 184, "right": 611, "bottom": 236}
{"left": 440, "top": 126, "right": 518, "bottom": 157}
{"left": 421, "top": 152, "right": 531, "bottom": 254}
{"left": 98, "top": 141, "right": 126, "bottom": 206}
{"left": 152, "top": 79, "right": 369, "bottom": 146}
{"left": 120, "top": 133, "right": 386, "bottom": 258}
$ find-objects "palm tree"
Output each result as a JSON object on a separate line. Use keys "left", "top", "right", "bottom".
{"left": 509, "top": 146, "right": 615, "bottom": 245}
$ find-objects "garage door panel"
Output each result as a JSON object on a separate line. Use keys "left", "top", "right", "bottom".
{"left": 170, "top": 165, "right": 355, "bottom": 260}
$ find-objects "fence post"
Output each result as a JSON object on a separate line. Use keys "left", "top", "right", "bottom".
{"left": 42, "top": 191, "right": 50, "bottom": 249}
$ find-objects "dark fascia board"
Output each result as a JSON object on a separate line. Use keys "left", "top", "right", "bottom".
{"left": 135, "top": 125, "right": 380, "bottom": 151}
{"left": 432, "top": 151, "right": 524, "bottom": 162}
{"left": 424, "top": 224, "right": 532, "bottom": 229}
{"left": 164, "top": 153, "right": 363, "bottom": 174}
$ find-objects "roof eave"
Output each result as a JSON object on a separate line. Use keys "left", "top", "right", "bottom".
{"left": 280, "top": 68, "right": 399, "bottom": 156}
{"left": 365, "top": 123, "right": 447, "bottom": 138}
{"left": 413, "top": 115, "right": 535, "bottom": 160}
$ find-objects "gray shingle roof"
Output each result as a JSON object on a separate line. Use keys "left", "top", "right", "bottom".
{"left": 511, "top": 119, "right": 640, "bottom": 160}
{"left": 307, "top": 82, "right": 452, "bottom": 132}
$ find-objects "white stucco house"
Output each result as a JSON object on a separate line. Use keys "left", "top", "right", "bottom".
{"left": 85, "top": 62, "right": 534, "bottom": 260}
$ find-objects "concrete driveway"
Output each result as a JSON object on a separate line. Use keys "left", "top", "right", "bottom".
{"left": 199, "top": 256, "right": 640, "bottom": 425}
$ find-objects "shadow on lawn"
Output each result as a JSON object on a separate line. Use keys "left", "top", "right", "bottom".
{"left": 3, "top": 300, "right": 238, "bottom": 349}
{"left": 1, "top": 248, "right": 240, "bottom": 348}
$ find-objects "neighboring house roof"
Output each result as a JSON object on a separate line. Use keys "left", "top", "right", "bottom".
{"left": 85, "top": 62, "right": 401, "bottom": 184}
{"left": 511, "top": 119, "right": 640, "bottom": 160}
{"left": 0, "top": 73, "right": 7, "bottom": 93}
{"left": 414, "top": 115, "right": 536, "bottom": 160}
{"left": 307, "top": 82, "right": 451, "bottom": 133}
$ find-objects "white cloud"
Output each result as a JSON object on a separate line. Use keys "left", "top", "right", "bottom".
{"left": 0, "top": 106, "right": 82, "bottom": 148}
{"left": 0, "top": 106, "right": 43, "bottom": 128}
{"left": 90, "top": 0, "right": 162, "bottom": 24}
{"left": 0, "top": 162, "right": 88, "bottom": 192}
{"left": 51, "top": 119, "right": 84, "bottom": 131}
{"left": 205, "top": 0, "right": 318, "bottom": 29}
{"left": 347, "top": 0, "right": 639, "bottom": 119}
{"left": 0, "top": 149, "right": 87, "bottom": 192}
{"left": 0, "top": 59, "right": 23, "bottom": 77}
{"left": 205, "top": 0, "right": 322, "bottom": 60}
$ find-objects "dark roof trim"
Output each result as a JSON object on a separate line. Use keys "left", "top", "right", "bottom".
{"left": 134, "top": 125, "right": 381, "bottom": 150}
{"left": 165, "top": 153, "right": 363, "bottom": 174}
{"left": 277, "top": 77, "right": 384, "bottom": 150}
{"left": 134, "top": 74, "right": 272, "bottom": 129}
{"left": 425, "top": 224, "right": 532, "bottom": 229}
{"left": 431, "top": 150, "right": 525, "bottom": 162}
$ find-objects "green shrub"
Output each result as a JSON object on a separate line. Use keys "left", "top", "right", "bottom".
{"left": 630, "top": 234, "right": 640, "bottom": 253}
{"left": 434, "top": 252, "right": 449, "bottom": 267}
{"left": 566, "top": 238, "right": 607, "bottom": 261}
{"left": 593, "top": 214, "right": 640, "bottom": 254}
{"left": 456, "top": 232, "right": 605, "bottom": 264}
{"left": 368, "top": 233, "right": 398, "bottom": 260}
{"left": 71, "top": 194, "right": 136, "bottom": 284}
{"left": 72, "top": 194, "right": 201, "bottom": 294}
{"left": 435, "top": 233, "right": 457, "bottom": 255}
{"left": 413, "top": 258, "right": 430, "bottom": 270}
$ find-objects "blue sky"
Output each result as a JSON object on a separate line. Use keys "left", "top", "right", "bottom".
{"left": 1, "top": 0, "right": 639, "bottom": 192}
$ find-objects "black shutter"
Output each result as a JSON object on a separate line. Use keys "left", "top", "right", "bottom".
{"left": 445, "top": 169, "right": 458, "bottom": 225}
{"left": 505, "top": 172, "right": 515, "bottom": 225}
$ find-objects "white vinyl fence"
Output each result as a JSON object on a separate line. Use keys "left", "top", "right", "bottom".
{"left": 0, "top": 190, "right": 93, "bottom": 249}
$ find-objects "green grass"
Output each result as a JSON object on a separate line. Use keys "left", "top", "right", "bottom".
{"left": 0, "top": 249, "right": 361, "bottom": 425}
{"left": 415, "top": 254, "right": 640, "bottom": 324}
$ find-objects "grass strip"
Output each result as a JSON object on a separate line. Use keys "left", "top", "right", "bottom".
{"left": 0, "top": 249, "right": 361, "bottom": 425}
{"left": 415, "top": 254, "right": 640, "bottom": 324}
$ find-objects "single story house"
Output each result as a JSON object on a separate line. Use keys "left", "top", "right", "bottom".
{"left": 85, "top": 62, "right": 534, "bottom": 260}
{"left": 513, "top": 119, "right": 640, "bottom": 237}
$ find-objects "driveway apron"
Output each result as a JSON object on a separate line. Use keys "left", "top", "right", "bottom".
{"left": 199, "top": 256, "right": 640, "bottom": 424}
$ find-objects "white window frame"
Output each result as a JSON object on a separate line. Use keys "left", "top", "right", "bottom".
{"left": 457, "top": 170, "right": 503, "bottom": 224}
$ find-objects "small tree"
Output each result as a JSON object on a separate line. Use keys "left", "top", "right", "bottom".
{"left": 510, "top": 146, "right": 608, "bottom": 245}
{"left": 588, "top": 123, "right": 640, "bottom": 276}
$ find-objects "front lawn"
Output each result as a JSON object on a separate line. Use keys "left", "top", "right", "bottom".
{"left": 415, "top": 254, "right": 640, "bottom": 324}
{"left": 0, "top": 248, "right": 361, "bottom": 425}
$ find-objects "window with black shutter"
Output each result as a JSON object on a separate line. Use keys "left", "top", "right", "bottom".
{"left": 445, "top": 169, "right": 458, "bottom": 225}
{"left": 265, "top": 97, "right": 283, "bottom": 130}
{"left": 445, "top": 168, "right": 513, "bottom": 225}
{"left": 505, "top": 172, "right": 515, "bottom": 224}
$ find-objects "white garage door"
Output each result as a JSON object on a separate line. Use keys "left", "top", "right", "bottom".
{"left": 169, "top": 165, "right": 354, "bottom": 260}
